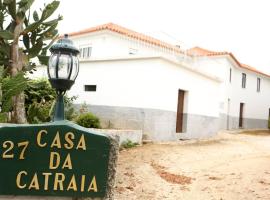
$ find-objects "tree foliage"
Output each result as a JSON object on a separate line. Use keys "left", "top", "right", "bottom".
{"left": 0, "top": 0, "right": 62, "bottom": 123}
{"left": 0, "top": 0, "right": 62, "bottom": 68}
{"left": 0, "top": 66, "right": 27, "bottom": 122}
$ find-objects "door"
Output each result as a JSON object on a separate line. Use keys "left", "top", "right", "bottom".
{"left": 176, "top": 90, "right": 185, "bottom": 132}
{"left": 239, "top": 103, "right": 244, "bottom": 128}
{"left": 268, "top": 108, "right": 270, "bottom": 129}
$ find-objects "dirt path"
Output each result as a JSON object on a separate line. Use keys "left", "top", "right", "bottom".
{"left": 115, "top": 131, "right": 270, "bottom": 200}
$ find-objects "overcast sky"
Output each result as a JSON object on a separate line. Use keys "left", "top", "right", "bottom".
{"left": 37, "top": 0, "right": 270, "bottom": 73}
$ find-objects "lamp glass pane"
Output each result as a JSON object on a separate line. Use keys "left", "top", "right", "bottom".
{"left": 48, "top": 54, "right": 58, "bottom": 78}
{"left": 57, "top": 54, "right": 72, "bottom": 79}
{"left": 70, "top": 56, "right": 79, "bottom": 81}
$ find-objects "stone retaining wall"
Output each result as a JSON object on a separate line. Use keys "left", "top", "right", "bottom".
{"left": 89, "top": 128, "right": 142, "bottom": 145}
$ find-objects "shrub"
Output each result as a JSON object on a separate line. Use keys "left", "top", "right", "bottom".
{"left": 76, "top": 112, "right": 101, "bottom": 128}
{"left": 25, "top": 78, "right": 78, "bottom": 123}
{"left": 27, "top": 101, "right": 53, "bottom": 124}
{"left": 121, "top": 140, "right": 139, "bottom": 149}
{"left": 25, "top": 79, "right": 56, "bottom": 123}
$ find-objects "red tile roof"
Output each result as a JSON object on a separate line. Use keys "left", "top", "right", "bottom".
{"left": 187, "top": 47, "right": 270, "bottom": 77}
{"left": 67, "top": 22, "right": 184, "bottom": 54}
{"left": 186, "top": 46, "right": 228, "bottom": 56}
{"left": 66, "top": 23, "right": 269, "bottom": 78}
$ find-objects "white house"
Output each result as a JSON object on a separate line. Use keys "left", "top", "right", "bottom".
{"left": 186, "top": 47, "right": 270, "bottom": 130}
{"left": 35, "top": 23, "right": 270, "bottom": 141}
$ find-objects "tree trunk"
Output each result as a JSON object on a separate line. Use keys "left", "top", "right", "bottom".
{"left": 9, "top": 21, "right": 27, "bottom": 124}
{"left": 11, "top": 92, "right": 27, "bottom": 123}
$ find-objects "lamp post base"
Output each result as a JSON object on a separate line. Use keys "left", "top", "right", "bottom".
{"left": 53, "top": 93, "right": 65, "bottom": 121}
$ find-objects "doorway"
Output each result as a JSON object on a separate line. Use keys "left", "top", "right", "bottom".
{"left": 268, "top": 108, "right": 270, "bottom": 129}
{"left": 176, "top": 90, "right": 185, "bottom": 132}
{"left": 239, "top": 103, "right": 244, "bottom": 128}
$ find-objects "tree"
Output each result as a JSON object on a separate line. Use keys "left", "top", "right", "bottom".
{"left": 0, "top": 0, "right": 62, "bottom": 123}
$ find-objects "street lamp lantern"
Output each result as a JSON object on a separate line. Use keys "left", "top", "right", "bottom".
{"left": 48, "top": 34, "right": 80, "bottom": 92}
{"left": 48, "top": 34, "right": 80, "bottom": 121}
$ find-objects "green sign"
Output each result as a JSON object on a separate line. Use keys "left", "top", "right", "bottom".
{"left": 0, "top": 120, "right": 110, "bottom": 198}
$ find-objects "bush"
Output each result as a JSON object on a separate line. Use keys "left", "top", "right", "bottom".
{"left": 121, "top": 140, "right": 139, "bottom": 149}
{"left": 25, "top": 78, "right": 78, "bottom": 123}
{"left": 27, "top": 101, "right": 53, "bottom": 124}
{"left": 25, "top": 79, "right": 56, "bottom": 123}
{"left": 76, "top": 112, "right": 101, "bottom": 128}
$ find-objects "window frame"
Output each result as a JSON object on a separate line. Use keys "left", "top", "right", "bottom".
{"left": 257, "top": 77, "right": 261, "bottom": 92}
{"left": 229, "top": 68, "right": 232, "bottom": 83}
{"left": 79, "top": 46, "right": 92, "bottom": 59}
{"left": 84, "top": 85, "right": 97, "bottom": 92}
{"left": 129, "top": 48, "right": 138, "bottom": 55}
{"left": 242, "top": 73, "right": 246, "bottom": 88}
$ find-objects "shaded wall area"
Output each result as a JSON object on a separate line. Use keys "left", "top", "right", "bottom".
{"left": 219, "top": 114, "right": 268, "bottom": 130}
{"left": 75, "top": 104, "right": 177, "bottom": 141}
{"left": 75, "top": 104, "right": 222, "bottom": 141}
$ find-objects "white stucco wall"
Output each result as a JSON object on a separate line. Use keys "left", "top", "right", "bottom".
{"left": 192, "top": 55, "right": 270, "bottom": 121}
{"left": 70, "top": 30, "right": 180, "bottom": 60}
{"left": 189, "top": 57, "right": 231, "bottom": 114}
{"left": 32, "top": 56, "right": 220, "bottom": 118}
{"left": 229, "top": 67, "right": 270, "bottom": 120}
{"left": 65, "top": 57, "right": 220, "bottom": 118}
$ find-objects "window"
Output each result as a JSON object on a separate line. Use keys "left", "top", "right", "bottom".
{"left": 84, "top": 85, "right": 96, "bottom": 92}
{"left": 229, "top": 68, "right": 232, "bottom": 83}
{"left": 129, "top": 48, "right": 138, "bottom": 55}
{"left": 257, "top": 78, "right": 261, "bottom": 92}
{"left": 242, "top": 73, "right": 246, "bottom": 88}
{"left": 79, "top": 46, "right": 92, "bottom": 59}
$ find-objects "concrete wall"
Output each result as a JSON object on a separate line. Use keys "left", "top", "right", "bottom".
{"left": 178, "top": 114, "right": 220, "bottom": 139}
{"left": 227, "top": 116, "right": 268, "bottom": 130}
{"left": 77, "top": 104, "right": 221, "bottom": 141}
{"left": 77, "top": 104, "right": 177, "bottom": 141}
{"left": 89, "top": 128, "right": 143, "bottom": 145}
{"left": 219, "top": 113, "right": 268, "bottom": 130}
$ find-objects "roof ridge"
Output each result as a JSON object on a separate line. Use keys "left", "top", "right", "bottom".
{"left": 187, "top": 46, "right": 229, "bottom": 55}
{"left": 66, "top": 22, "right": 184, "bottom": 54}
{"left": 66, "top": 24, "right": 270, "bottom": 78}
{"left": 188, "top": 46, "right": 270, "bottom": 77}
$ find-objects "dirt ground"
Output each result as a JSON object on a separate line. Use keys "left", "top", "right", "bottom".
{"left": 114, "top": 130, "right": 270, "bottom": 200}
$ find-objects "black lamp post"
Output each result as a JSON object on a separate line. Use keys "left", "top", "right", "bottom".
{"left": 48, "top": 34, "right": 80, "bottom": 121}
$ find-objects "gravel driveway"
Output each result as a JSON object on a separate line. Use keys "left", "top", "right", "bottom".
{"left": 115, "top": 130, "right": 270, "bottom": 200}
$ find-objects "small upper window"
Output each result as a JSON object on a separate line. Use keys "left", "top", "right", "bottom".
{"left": 79, "top": 46, "right": 92, "bottom": 59}
{"left": 84, "top": 85, "right": 96, "bottom": 92}
{"left": 257, "top": 78, "right": 261, "bottom": 92}
{"left": 229, "top": 68, "right": 232, "bottom": 83}
{"left": 129, "top": 48, "right": 138, "bottom": 55}
{"left": 242, "top": 73, "right": 246, "bottom": 88}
